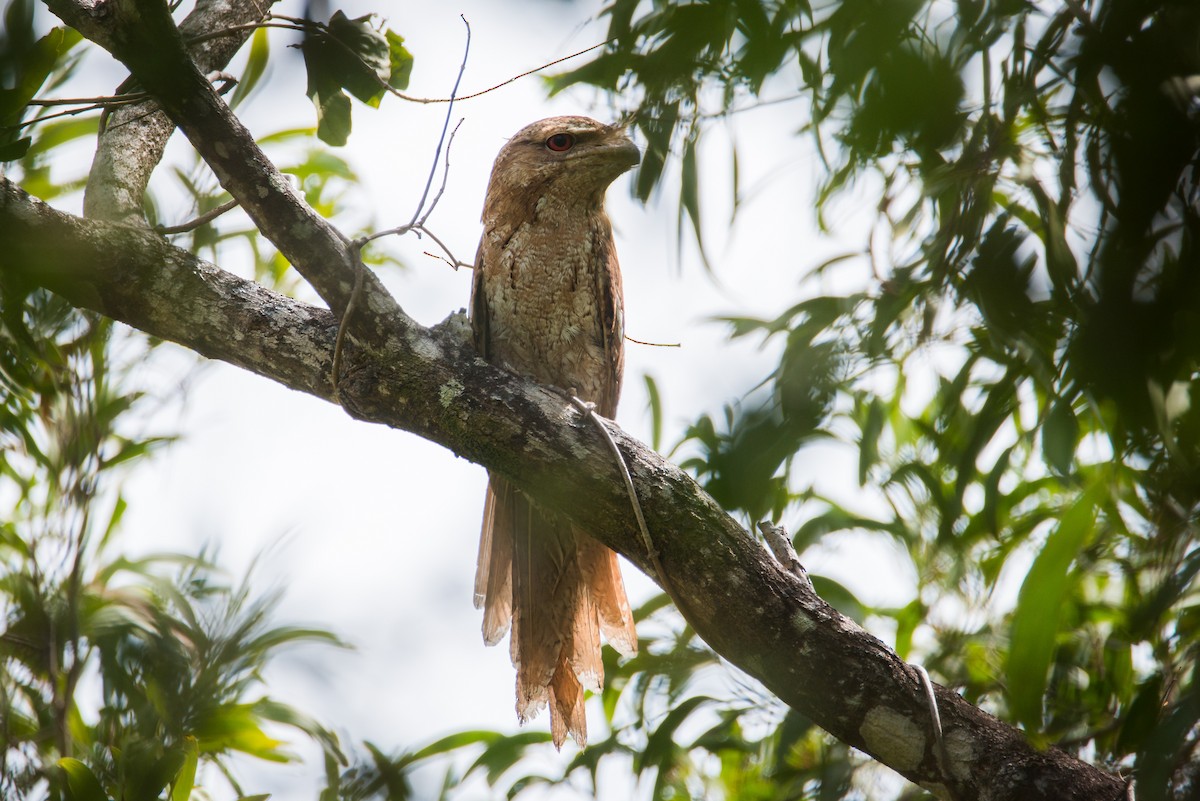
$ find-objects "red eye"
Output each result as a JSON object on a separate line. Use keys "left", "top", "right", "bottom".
{"left": 545, "top": 133, "right": 575, "bottom": 152}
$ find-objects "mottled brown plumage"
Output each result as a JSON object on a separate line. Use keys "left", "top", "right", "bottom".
{"left": 470, "top": 116, "right": 640, "bottom": 748}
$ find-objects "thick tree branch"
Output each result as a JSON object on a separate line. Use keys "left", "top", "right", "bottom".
{"left": 0, "top": 178, "right": 1126, "bottom": 801}
{"left": 46, "top": 0, "right": 373, "bottom": 321}
{"left": 84, "top": 0, "right": 283, "bottom": 224}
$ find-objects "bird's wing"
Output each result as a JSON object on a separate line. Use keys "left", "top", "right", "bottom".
{"left": 593, "top": 220, "right": 624, "bottom": 417}
{"left": 469, "top": 238, "right": 489, "bottom": 359}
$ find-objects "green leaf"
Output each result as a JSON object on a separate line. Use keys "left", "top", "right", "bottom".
{"left": 301, "top": 12, "right": 399, "bottom": 127}
{"left": 408, "top": 729, "right": 502, "bottom": 763}
{"left": 1042, "top": 399, "right": 1078, "bottom": 475}
{"left": 639, "top": 695, "right": 713, "bottom": 772}
{"left": 890, "top": 598, "right": 925, "bottom": 659}
{"left": 643, "top": 373, "right": 663, "bottom": 452}
{"left": 0, "top": 26, "right": 83, "bottom": 124}
{"left": 171, "top": 736, "right": 199, "bottom": 801}
{"left": 1006, "top": 485, "right": 1099, "bottom": 733}
{"left": 58, "top": 758, "right": 109, "bottom": 801}
{"left": 23, "top": 116, "right": 99, "bottom": 160}
{"left": 0, "top": 135, "right": 31, "bottom": 161}
{"left": 858, "top": 397, "right": 885, "bottom": 485}
{"left": 809, "top": 574, "right": 869, "bottom": 623}
{"left": 679, "top": 131, "right": 710, "bottom": 270}
{"left": 312, "top": 87, "right": 351, "bottom": 147}
{"left": 466, "top": 731, "right": 551, "bottom": 784}
{"left": 230, "top": 28, "right": 270, "bottom": 109}
{"left": 194, "top": 703, "right": 291, "bottom": 761}
{"left": 385, "top": 30, "right": 414, "bottom": 91}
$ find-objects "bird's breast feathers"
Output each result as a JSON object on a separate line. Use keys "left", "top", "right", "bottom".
{"left": 480, "top": 214, "right": 615, "bottom": 402}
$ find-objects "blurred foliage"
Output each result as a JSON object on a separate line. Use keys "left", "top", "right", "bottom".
{"left": 0, "top": 283, "right": 351, "bottom": 798}
{"left": 7, "top": 0, "right": 1200, "bottom": 799}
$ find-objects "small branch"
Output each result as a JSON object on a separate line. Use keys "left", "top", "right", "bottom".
{"left": 77, "top": 0, "right": 282, "bottom": 225}
{"left": 393, "top": 39, "right": 611, "bottom": 104}
{"left": 409, "top": 17, "right": 470, "bottom": 230}
{"left": 414, "top": 225, "right": 470, "bottom": 270}
{"left": 15, "top": 101, "right": 114, "bottom": 130}
{"left": 183, "top": 19, "right": 309, "bottom": 47}
{"left": 625, "top": 335, "right": 681, "bottom": 347}
{"left": 422, "top": 250, "right": 471, "bottom": 271}
{"left": 570, "top": 396, "right": 675, "bottom": 601}
{"left": 352, "top": 27, "right": 471, "bottom": 273}
{"left": 156, "top": 197, "right": 240, "bottom": 235}
{"left": 912, "top": 663, "right": 950, "bottom": 777}
{"left": 418, "top": 118, "right": 464, "bottom": 228}
{"left": 28, "top": 92, "right": 150, "bottom": 107}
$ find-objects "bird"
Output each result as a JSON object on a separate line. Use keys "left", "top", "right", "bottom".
{"left": 470, "top": 116, "right": 641, "bottom": 748}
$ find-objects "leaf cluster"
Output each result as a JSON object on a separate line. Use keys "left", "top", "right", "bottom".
{"left": 0, "top": 283, "right": 350, "bottom": 800}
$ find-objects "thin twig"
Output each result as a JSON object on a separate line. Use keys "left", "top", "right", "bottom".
{"left": 393, "top": 39, "right": 611, "bottom": 104}
{"left": 156, "top": 197, "right": 240, "bottom": 235}
{"left": 183, "top": 13, "right": 608, "bottom": 106}
{"left": 409, "top": 16, "right": 470, "bottom": 229}
{"left": 334, "top": 17, "right": 473, "bottom": 397}
{"left": 28, "top": 92, "right": 150, "bottom": 107}
{"left": 912, "top": 664, "right": 950, "bottom": 775}
{"left": 415, "top": 225, "right": 471, "bottom": 270}
{"left": 183, "top": 20, "right": 308, "bottom": 47}
{"left": 353, "top": 24, "right": 470, "bottom": 265}
{"left": 418, "top": 118, "right": 464, "bottom": 228}
{"left": 625, "top": 335, "right": 681, "bottom": 347}
{"left": 569, "top": 396, "right": 678, "bottom": 606}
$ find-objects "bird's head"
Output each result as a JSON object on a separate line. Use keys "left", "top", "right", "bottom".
{"left": 482, "top": 116, "right": 640, "bottom": 220}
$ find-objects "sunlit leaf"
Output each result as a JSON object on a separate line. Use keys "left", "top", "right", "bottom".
{"left": 1006, "top": 485, "right": 1100, "bottom": 733}
{"left": 57, "top": 758, "right": 108, "bottom": 801}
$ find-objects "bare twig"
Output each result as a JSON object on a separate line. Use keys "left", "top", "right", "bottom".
{"left": 330, "top": 253, "right": 366, "bottom": 403}
{"left": 334, "top": 18, "right": 473, "bottom": 397}
{"left": 414, "top": 223, "right": 471, "bottom": 270}
{"left": 353, "top": 22, "right": 470, "bottom": 261}
{"left": 625, "top": 335, "right": 681, "bottom": 347}
{"left": 570, "top": 396, "right": 677, "bottom": 604}
{"left": 23, "top": 70, "right": 237, "bottom": 133}
{"left": 183, "top": 19, "right": 308, "bottom": 47}
{"left": 184, "top": 11, "right": 608, "bottom": 106}
{"left": 397, "top": 39, "right": 611, "bottom": 104}
{"left": 912, "top": 663, "right": 950, "bottom": 776}
{"left": 409, "top": 17, "right": 470, "bottom": 228}
{"left": 28, "top": 92, "right": 150, "bottom": 107}
{"left": 156, "top": 197, "right": 240, "bottom": 235}
{"left": 418, "top": 117, "right": 464, "bottom": 228}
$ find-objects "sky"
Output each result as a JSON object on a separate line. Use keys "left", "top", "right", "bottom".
{"left": 24, "top": 0, "right": 921, "bottom": 796}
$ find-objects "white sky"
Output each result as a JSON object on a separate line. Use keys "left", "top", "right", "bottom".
{"left": 26, "top": 0, "right": 923, "bottom": 796}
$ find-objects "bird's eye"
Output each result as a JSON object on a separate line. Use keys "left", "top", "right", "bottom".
{"left": 545, "top": 133, "right": 575, "bottom": 152}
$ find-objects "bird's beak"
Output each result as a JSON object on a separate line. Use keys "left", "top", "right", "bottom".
{"left": 603, "top": 128, "right": 641, "bottom": 170}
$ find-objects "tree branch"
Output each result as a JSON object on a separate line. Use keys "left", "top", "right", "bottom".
{"left": 0, "top": 178, "right": 1126, "bottom": 801}
{"left": 83, "top": 0, "right": 282, "bottom": 224}
{"left": 46, "top": 0, "right": 373, "bottom": 321}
